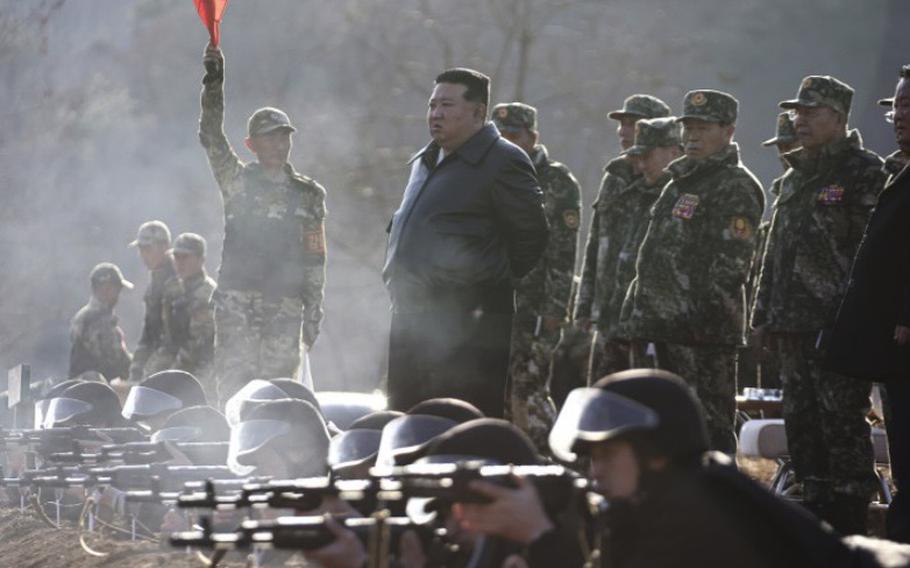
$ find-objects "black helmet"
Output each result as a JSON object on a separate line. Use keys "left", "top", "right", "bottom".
{"left": 424, "top": 418, "right": 541, "bottom": 465}
{"left": 328, "top": 411, "right": 404, "bottom": 477}
{"left": 225, "top": 378, "right": 324, "bottom": 427}
{"left": 228, "top": 398, "right": 330, "bottom": 477}
{"left": 35, "top": 379, "right": 84, "bottom": 429}
{"left": 122, "top": 370, "right": 207, "bottom": 425}
{"left": 376, "top": 398, "right": 485, "bottom": 466}
{"left": 152, "top": 405, "right": 230, "bottom": 444}
{"left": 42, "top": 381, "right": 125, "bottom": 428}
{"left": 549, "top": 369, "right": 709, "bottom": 463}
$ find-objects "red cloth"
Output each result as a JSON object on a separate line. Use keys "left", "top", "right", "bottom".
{"left": 193, "top": 0, "right": 229, "bottom": 46}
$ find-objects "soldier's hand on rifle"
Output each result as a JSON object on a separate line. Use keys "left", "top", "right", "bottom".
{"left": 203, "top": 42, "right": 223, "bottom": 75}
{"left": 303, "top": 516, "right": 367, "bottom": 568}
{"left": 453, "top": 476, "right": 553, "bottom": 545}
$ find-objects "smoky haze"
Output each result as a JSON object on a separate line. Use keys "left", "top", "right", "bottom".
{"left": 0, "top": 0, "right": 907, "bottom": 391}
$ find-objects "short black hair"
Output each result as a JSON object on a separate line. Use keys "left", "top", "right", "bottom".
{"left": 435, "top": 68, "right": 490, "bottom": 110}
{"left": 901, "top": 64, "right": 910, "bottom": 80}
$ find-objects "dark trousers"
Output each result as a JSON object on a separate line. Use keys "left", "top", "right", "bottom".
{"left": 883, "top": 381, "right": 910, "bottom": 542}
{"left": 387, "top": 307, "right": 512, "bottom": 418}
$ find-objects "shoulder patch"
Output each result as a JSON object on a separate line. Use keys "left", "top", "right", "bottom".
{"left": 729, "top": 216, "right": 754, "bottom": 240}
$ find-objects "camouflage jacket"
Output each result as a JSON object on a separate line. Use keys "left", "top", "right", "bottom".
{"left": 199, "top": 58, "right": 326, "bottom": 328}
{"left": 575, "top": 156, "right": 640, "bottom": 322}
{"left": 514, "top": 145, "right": 581, "bottom": 326}
{"left": 598, "top": 171, "right": 669, "bottom": 340}
{"left": 621, "top": 144, "right": 764, "bottom": 346}
{"left": 129, "top": 256, "right": 176, "bottom": 381}
{"left": 751, "top": 131, "right": 884, "bottom": 332}
{"left": 159, "top": 270, "right": 217, "bottom": 374}
{"left": 69, "top": 297, "right": 132, "bottom": 381}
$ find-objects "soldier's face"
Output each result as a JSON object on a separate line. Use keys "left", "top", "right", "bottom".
{"left": 428, "top": 83, "right": 485, "bottom": 152}
{"left": 617, "top": 117, "right": 638, "bottom": 151}
{"left": 174, "top": 252, "right": 204, "bottom": 280}
{"left": 94, "top": 282, "right": 122, "bottom": 308}
{"left": 499, "top": 127, "right": 538, "bottom": 155}
{"left": 681, "top": 119, "right": 733, "bottom": 160}
{"left": 634, "top": 145, "right": 681, "bottom": 185}
{"left": 792, "top": 105, "right": 844, "bottom": 150}
{"left": 246, "top": 129, "right": 292, "bottom": 169}
{"left": 589, "top": 439, "right": 641, "bottom": 499}
{"left": 138, "top": 243, "right": 169, "bottom": 270}
{"left": 893, "top": 78, "right": 910, "bottom": 152}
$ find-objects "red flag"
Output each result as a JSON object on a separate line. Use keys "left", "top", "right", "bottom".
{"left": 193, "top": 0, "right": 229, "bottom": 46}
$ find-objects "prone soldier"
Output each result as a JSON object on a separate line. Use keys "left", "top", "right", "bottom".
{"left": 127, "top": 220, "right": 176, "bottom": 383}
{"left": 199, "top": 43, "right": 327, "bottom": 405}
{"left": 69, "top": 263, "right": 134, "bottom": 382}
{"left": 492, "top": 102, "right": 581, "bottom": 451}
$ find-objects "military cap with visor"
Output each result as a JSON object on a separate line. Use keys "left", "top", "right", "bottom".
{"left": 779, "top": 75, "right": 854, "bottom": 117}
{"left": 678, "top": 89, "right": 738, "bottom": 124}
{"left": 492, "top": 102, "right": 538, "bottom": 132}
{"left": 90, "top": 262, "right": 134, "bottom": 290}
{"left": 623, "top": 117, "right": 682, "bottom": 157}
{"left": 608, "top": 94, "right": 671, "bottom": 121}
{"left": 129, "top": 220, "right": 171, "bottom": 248}
{"left": 170, "top": 232, "right": 206, "bottom": 257}
{"left": 762, "top": 112, "right": 798, "bottom": 147}
{"left": 247, "top": 107, "right": 296, "bottom": 137}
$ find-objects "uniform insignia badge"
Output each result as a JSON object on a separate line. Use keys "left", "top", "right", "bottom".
{"left": 671, "top": 194, "right": 700, "bottom": 219}
{"left": 562, "top": 210, "right": 580, "bottom": 229}
{"left": 690, "top": 92, "right": 707, "bottom": 106}
{"left": 817, "top": 185, "right": 845, "bottom": 205}
{"left": 729, "top": 216, "right": 753, "bottom": 240}
{"left": 497, "top": 107, "right": 509, "bottom": 119}
{"left": 801, "top": 77, "right": 813, "bottom": 90}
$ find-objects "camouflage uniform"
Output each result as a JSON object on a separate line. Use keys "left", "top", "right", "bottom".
{"left": 590, "top": 117, "right": 680, "bottom": 383}
{"left": 576, "top": 95, "right": 671, "bottom": 382}
{"left": 199, "top": 49, "right": 327, "bottom": 404}
{"left": 493, "top": 103, "right": 581, "bottom": 450}
{"left": 144, "top": 234, "right": 217, "bottom": 399}
{"left": 127, "top": 221, "right": 176, "bottom": 383}
{"left": 751, "top": 76, "right": 885, "bottom": 508}
{"left": 69, "top": 263, "right": 134, "bottom": 382}
{"left": 620, "top": 90, "right": 764, "bottom": 454}
{"left": 741, "top": 113, "right": 797, "bottom": 389}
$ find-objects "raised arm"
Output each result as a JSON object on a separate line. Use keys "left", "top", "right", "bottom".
{"left": 199, "top": 43, "right": 243, "bottom": 195}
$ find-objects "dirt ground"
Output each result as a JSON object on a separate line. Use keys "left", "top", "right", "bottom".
{"left": 0, "top": 458, "right": 888, "bottom": 566}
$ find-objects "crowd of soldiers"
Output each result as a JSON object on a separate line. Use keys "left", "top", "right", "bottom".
{"left": 54, "top": 36, "right": 910, "bottom": 565}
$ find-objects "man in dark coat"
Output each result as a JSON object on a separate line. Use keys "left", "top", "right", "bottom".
{"left": 382, "top": 68, "right": 549, "bottom": 418}
{"left": 828, "top": 64, "right": 910, "bottom": 542}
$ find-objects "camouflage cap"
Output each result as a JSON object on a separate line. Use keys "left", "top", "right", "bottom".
{"left": 762, "top": 112, "right": 798, "bottom": 147}
{"left": 492, "top": 102, "right": 538, "bottom": 132}
{"left": 607, "top": 94, "right": 671, "bottom": 121}
{"left": 623, "top": 117, "right": 682, "bottom": 156}
{"left": 779, "top": 75, "right": 854, "bottom": 116}
{"left": 678, "top": 89, "right": 738, "bottom": 124}
{"left": 170, "top": 232, "right": 206, "bottom": 257}
{"left": 878, "top": 97, "right": 895, "bottom": 107}
{"left": 129, "top": 220, "right": 171, "bottom": 248}
{"left": 90, "top": 262, "right": 133, "bottom": 290}
{"left": 247, "top": 107, "right": 296, "bottom": 137}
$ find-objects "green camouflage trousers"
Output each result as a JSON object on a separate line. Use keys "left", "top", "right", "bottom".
{"left": 632, "top": 341, "right": 737, "bottom": 454}
{"left": 777, "top": 333, "right": 876, "bottom": 501}
{"left": 213, "top": 289, "right": 303, "bottom": 406}
{"left": 589, "top": 330, "right": 631, "bottom": 385}
{"left": 506, "top": 324, "right": 558, "bottom": 453}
